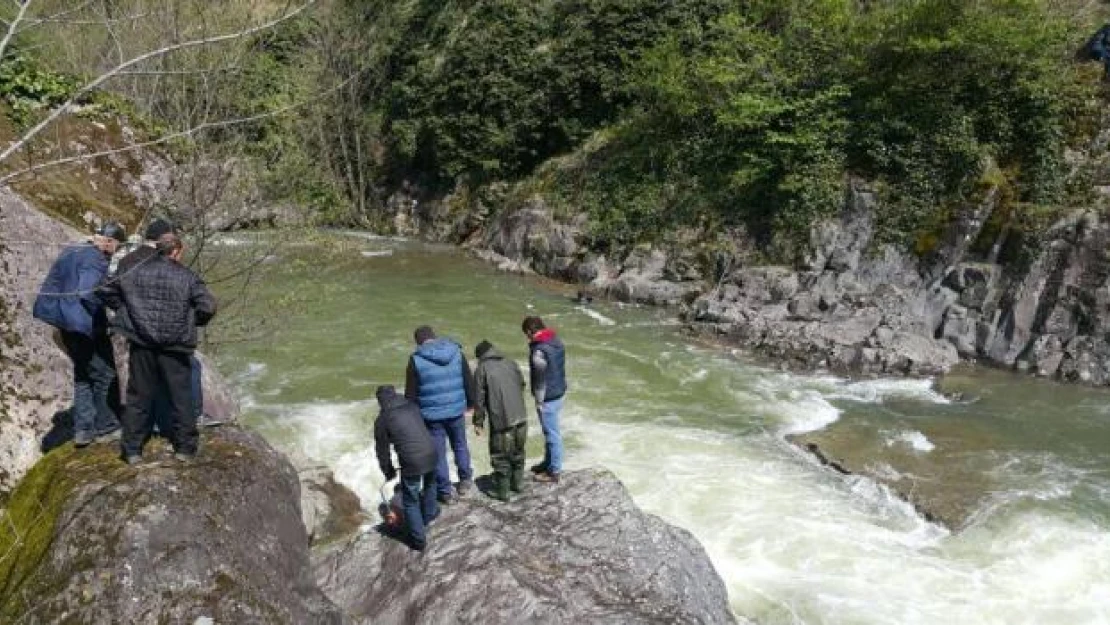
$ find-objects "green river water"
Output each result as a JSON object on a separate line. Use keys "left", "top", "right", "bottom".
{"left": 209, "top": 232, "right": 1110, "bottom": 625}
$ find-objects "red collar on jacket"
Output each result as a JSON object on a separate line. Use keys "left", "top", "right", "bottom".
{"left": 532, "top": 328, "right": 557, "bottom": 343}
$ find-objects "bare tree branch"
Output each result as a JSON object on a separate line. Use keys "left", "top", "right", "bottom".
{"left": 0, "top": 0, "right": 319, "bottom": 167}
{"left": 0, "top": 0, "right": 31, "bottom": 63}
{"left": 0, "top": 71, "right": 356, "bottom": 185}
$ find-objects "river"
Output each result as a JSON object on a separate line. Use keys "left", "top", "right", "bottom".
{"left": 208, "top": 232, "right": 1110, "bottom": 625}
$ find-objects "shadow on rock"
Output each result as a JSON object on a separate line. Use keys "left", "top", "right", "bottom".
{"left": 38, "top": 409, "right": 73, "bottom": 453}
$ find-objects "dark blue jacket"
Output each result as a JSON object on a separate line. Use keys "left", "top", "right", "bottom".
{"left": 405, "top": 338, "right": 472, "bottom": 421}
{"left": 33, "top": 242, "right": 109, "bottom": 337}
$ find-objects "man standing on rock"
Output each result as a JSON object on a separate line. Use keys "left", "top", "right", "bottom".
{"left": 101, "top": 229, "right": 216, "bottom": 464}
{"left": 404, "top": 325, "right": 476, "bottom": 504}
{"left": 33, "top": 222, "right": 127, "bottom": 447}
{"left": 121, "top": 219, "right": 221, "bottom": 431}
{"left": 472, "top": 340, "right": 528, "bottom": 501}
{"left": 374, "top": 385, "right": 438, "bottom": 552}
{"left": 523, "top": 316, "right": 567, "bottom": 483}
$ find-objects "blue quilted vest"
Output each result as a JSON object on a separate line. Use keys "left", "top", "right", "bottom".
{"left": 413, "top": 338, "right": 467, "bottom": 420}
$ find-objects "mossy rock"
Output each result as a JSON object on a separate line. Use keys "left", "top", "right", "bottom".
{"left": 0, "top": 427, "right": 343, "bottom": 624}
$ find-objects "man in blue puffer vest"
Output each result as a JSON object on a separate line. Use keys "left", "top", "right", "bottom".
{"left": 405, "top": 325, "right": 477, "bottom": 504}
{"left": 33, "top": 222, "right": 127, "bottom": 447}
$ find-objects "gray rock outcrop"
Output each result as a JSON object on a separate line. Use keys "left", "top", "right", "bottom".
{"left": 0, "top": 427, "right": 344, "bottom": 624}
{"left": 314, "top": 469, "right": 740, "bottom": 625}
{"left": 478, "top": 196, "right": 706, "bottom": 306}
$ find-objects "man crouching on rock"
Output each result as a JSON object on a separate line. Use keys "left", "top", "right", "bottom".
{"left": 100, "top": 230, "right": 216, "bottom": 464}
{"left": 374, "top": 385, "right": 439, "bottom": 552}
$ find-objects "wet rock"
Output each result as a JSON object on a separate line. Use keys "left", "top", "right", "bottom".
{"left": 287, "top": 449, "right": 368, "bottom": 547}
{"left": 0, "top": 428, "right": 344, "bottom": 624}
{"left": 314, "top": 469, "right": 739, "bottom": 625}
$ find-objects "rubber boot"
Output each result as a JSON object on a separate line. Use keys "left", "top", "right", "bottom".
{"left": 510, "top": 468, "right": 526, "bottom": 494}
{"left": 491, "top": 473, "right": 511, "bottom": 502}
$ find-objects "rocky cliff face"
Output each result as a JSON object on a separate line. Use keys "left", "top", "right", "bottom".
{"left": 448, "top": 179, "right": 1110, "bottom": 387}
{"left": 314, "top": 469, "right": 740, "bottom": 625}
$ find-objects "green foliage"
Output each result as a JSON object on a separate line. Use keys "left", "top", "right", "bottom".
{"left": 535, "top": 0, "right": 1100, "bottom": 256}
{"left": 376, "top": 0, "right": 730, "bottom": 186}
{"left": 0, "top": 54, "right": 81, "bottom": 126}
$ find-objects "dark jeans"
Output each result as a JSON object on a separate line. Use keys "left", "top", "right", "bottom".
{"left": 61, "top": 330, "right": 119, "bottom": 437}
{"left": 490, "top": 422, "right": 527, "bottom": 487}
{"left": 425, "top": 416, "right": 473, "bottom": 498}
{"left": 400, "top": 471, "right": 438, "bottom": 548}
{"left": 152, "top": 355, "right": 203, "bottom": 433}
{"left": 122, "top": 344, "right": 197, "bottom": 457}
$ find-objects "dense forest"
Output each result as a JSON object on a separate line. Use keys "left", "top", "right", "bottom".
{"left": 3, "top": 0, "right": 1108, "bottom": 262}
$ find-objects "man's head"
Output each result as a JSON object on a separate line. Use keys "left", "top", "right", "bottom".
{"left": 144, "top": 218, "right": 175, "bottom": 242}
{"left": 156, "top": 232, "right": 184, "bottom": 262}
{"left": 376, "top": 385, "right": 398, "bottom": 406}
{"left": 522, "top": 316, "right": 545, "bottom": 340}
{"left": 475, "top": 340, "right": 494, "bottom": 359}
{"left": 93, "top": 221, "right": 126, "bottom": 255}
{"left": 413, "top": 325, "right": 436, "bottom": 345}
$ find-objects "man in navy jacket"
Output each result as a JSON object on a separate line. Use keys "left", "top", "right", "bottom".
{"left": 33, "top": 222, "right": 127, "bottom": 446}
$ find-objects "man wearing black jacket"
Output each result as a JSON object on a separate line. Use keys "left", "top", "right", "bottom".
{"left": 101, "top": 230, "right": 216, "bottom": 464}
{"left": 374, "top": 385, "right": 439, "bottom": 552}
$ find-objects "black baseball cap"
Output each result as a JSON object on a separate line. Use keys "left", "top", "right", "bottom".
{"left": 97, "top": 221, "right": 126, "bottom": 243}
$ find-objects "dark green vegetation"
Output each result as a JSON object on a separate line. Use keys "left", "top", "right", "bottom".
{"left": 4, "top": 0, "right": 1108, "bottom": 259}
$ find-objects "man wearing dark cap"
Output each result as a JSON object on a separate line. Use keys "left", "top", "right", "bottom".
{"left": 34, "top": 221, "right": 127, "bottom": 446}
{"left": 472, "top": 340, "right": 529, "bottom": 501}
{"left": 116, "top": 219, "right": 215, "bottom": 432}
{"left": 101, "top": 229, "right": 217, "bottom": 464}
{"left": 374, "top": 385, "right": 438, "bottom": 552}
{"left": 404, "top": 325, "right": 477, "bottom": 504}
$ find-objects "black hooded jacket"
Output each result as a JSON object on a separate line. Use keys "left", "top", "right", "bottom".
{"left": 374, "top": 387, "right": 437, "bottom": 478}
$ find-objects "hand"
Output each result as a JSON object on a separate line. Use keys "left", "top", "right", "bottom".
{"left": 475, "top": 424, "right": 484, "bottom": 438}
{"left": 383, "top": 467, "right": 397, "bottom": 481}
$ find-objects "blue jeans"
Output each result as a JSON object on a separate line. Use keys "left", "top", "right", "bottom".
{"left": 401, "top": 471, "right": 438, "bottom": 548}
{"left": 61, "top": 330, "right": 119, "bottom": 437}
{"left": 539, "top": 396, "right": 565, "bottom": 474}
{"left": 425, "top": 416, "right": 473, "bottom": 498}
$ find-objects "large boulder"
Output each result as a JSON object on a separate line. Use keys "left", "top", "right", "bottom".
{"left": 314, "top": 469, "right": 740, "bottom": 625}
{"left": 0, "top": 427, "right": 344, "bottom": 624}
{"left": 0, "top": 189, "right": 78, "bottom": 494}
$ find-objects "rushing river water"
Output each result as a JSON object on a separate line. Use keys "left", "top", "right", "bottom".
{"left": 209, "top": 232, "right": 1110, "bottom": 625}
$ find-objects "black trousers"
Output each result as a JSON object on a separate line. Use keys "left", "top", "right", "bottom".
{"left": 122, "top": 344, "right": 197, "bottom": 456}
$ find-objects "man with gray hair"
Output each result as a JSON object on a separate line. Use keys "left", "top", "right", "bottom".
{"left": 33, "top": 221, "right": 127, "bottom": 447}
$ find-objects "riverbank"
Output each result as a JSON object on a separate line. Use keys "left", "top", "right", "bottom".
{"left": 411, "top": 179, "right": 1110, "bottom": 392}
